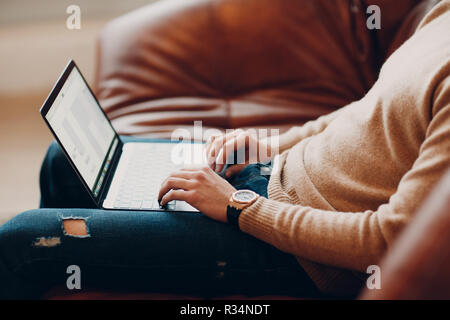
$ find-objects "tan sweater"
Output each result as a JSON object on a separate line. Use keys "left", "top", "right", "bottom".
{"left": 239, "top": 0, "right": 450, "bottom": 295}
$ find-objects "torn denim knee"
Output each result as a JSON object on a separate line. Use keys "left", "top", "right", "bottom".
{"left": 61, "top": 216, "right": 90, "bottom": 238}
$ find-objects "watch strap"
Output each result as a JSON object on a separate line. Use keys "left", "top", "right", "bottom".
{"left": 226, "top": 205, "right": 242, "bottom": 227}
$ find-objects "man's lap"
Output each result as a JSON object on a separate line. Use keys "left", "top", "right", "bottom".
{"left": 1, "top": 207, "right": 313, "bottom": 298}
{"left": 0, "top": 138, "right": 317, "bottom": 298}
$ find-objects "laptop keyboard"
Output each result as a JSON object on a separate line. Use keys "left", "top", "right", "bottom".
{"left": 113, "top": 143, "right": 179, "bottom": 210}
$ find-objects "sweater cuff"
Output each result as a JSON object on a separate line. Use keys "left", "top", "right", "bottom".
{"left": 238, "top": 196, "right": 277, "bottom": 244}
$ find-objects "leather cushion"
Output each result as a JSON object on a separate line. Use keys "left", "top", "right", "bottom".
{"left": 94, "top": 0, "right": 424, "bottom": 138}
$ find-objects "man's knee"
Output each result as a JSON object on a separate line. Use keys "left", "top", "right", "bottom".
{"left": 40, "top": 142, "right": 61, "bottom": 185}
{"left": 41, "top": 141, "right": 67, "bottom": 173}
{"left": 40, "top": 142, "right": 65, "bottom": 207}
{"left": 62, "top": 219, "right": 88, "bottom": 237}
{"left": 39, "top": 141, "right": 95, "bottom": 208}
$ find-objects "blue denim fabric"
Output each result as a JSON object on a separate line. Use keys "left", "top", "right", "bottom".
{"left": 228, "top": 162, "right": 272, "bottom": 198}
{"left": 0, "top": 138, "right": 316, "bottom": 299}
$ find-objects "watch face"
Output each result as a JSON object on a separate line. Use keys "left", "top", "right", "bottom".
{"left": 233, "top": 190, "right": 257, "bottom": 203}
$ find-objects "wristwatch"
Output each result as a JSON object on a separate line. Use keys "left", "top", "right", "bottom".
{"left": 227, "top": 189, "right": 259, "bottom": 227}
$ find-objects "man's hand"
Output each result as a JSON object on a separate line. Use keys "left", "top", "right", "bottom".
{"left": 158, "top": 166, "right": 237, "bottom": 223}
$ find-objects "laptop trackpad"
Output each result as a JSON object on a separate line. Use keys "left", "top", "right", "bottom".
{"left": 174, "top": 200, "right": 199, "bottom": 212}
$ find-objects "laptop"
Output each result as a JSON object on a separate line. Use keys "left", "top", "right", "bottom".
{"left": 40, "top": 60, "right": 204, "bottom": 212}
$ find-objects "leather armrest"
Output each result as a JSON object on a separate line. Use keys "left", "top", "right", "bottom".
{"left": 360, "top": 167, "right": 450, "bottom": 300}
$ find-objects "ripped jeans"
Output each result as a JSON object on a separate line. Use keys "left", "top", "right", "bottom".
{"left": 0, "top": 138, "right": 316, "bottom": 299}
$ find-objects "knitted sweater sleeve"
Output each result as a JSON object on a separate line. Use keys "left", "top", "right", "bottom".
{"left": 275, "top": 102, "right": 358, "bottom": 153}
{"left": 239, "top": 77, "right": 450, "bottom": 273}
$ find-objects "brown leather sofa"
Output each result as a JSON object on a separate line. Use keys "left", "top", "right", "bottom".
{"left": 94, "top": 0, "right": 434, "bottom": 139}
{"left": 45, "top": 0, "right": 449, "bottom": 299}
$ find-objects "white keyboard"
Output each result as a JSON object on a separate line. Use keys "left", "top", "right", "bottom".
{"left": 118, "top": 143, "right": 178, "bottom": 209}
{"left": 103, "top": 142, "right": 204, "bottom": 211}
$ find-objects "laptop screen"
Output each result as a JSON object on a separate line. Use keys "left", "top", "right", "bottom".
{"left": 45, "top": 66, "right": 118, "bottom": 196}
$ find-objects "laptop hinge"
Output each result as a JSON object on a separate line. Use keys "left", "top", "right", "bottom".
{"left": 97, "top": 138, "right": 123, "bottom": 205}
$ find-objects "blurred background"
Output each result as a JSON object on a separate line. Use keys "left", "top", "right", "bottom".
{"left": 0, "top": 0, "right": 157, "bottom": 223}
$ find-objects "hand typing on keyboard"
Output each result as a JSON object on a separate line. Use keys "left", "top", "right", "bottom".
{"left": 158, "top": 166, "right": 237, "bottom": 223}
